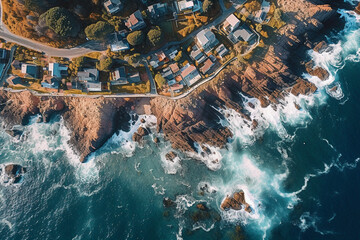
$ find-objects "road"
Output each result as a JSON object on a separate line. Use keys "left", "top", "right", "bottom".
{"left": 0, "top": 45, "right": 15, "bottom": 85}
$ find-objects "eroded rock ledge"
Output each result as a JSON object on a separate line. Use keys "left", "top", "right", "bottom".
{"left": 0, "top": 90, "right": 133, "bottom": 162}
{"left": 0, "top": 0, "right": 354, "bottom": 162}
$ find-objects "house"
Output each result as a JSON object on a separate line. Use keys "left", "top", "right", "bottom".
{"left": 200, "top": 58, "right": 215, "bottom": 74}
{"left": 156, "top": 51, "right": 169, "bottom": 63}
{"left": 196, "top": 29, "right": 219, "bottom": 52}
{"left": 190, "top": 45, "right": 207, "bottom": 64}
{"left": 176, "top": 0, "right": 202, "bottom": 13}
{"left": 49, "top": 63, "right": 68, "bottom": 78}
{"left": 229, "top": 25, "right": 255, "bottom": 44}
{"left": 180, "top": 64, "right": 201, "bottom": 86}
{"left": 161, "top": 67, "right": 175, "bottom": 83}
{"left": 167, "top": 48, "right": 179, "bottom": 60}
{"left": 104, "top": 0, "right": 123, "bottom": 14}
{"left": 128, "top": 72, "right": 141, "bottom": 83}
{"left": 86, "top": 81, "right": 102, "bottom": 92}
{"left": 215, "top": 44, "right": 229, "bottom": 58}
{"left": 66, "top": 82, "right": 73, "bottom": 90}
{"left": 169, "top": 63, "right": 180, "bottom": 75}
{"left": 111, "top": 67, "right": 128, "bottom": 85}
{"left": 21, "top": 64, "right": 38, "bottom": 78}
{"left": 170, "top": 83, "right": 184, "bottom": 92}
{"left": 110, "top": 32, "right": 130, "bottom": 52}
{"left": 125, "top": 10, "right": 147, "bottom": 31}
{"left": 223, "top": 14, "right": 241, "bottom": 33}
{"left": 147, "top": 3, "right": 168, "bottom": 19}
{"left": 41, "top": 76, "right": 59, "bottom": 89}
{"left": 77, "top": 68, "right": 99, "bottom": 82}
{"left": 254, "top": 0, "right": 271, "bottom": 23}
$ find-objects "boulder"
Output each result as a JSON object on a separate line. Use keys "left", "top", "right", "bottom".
{"left": 137, "top": 127, "right": 149, "bottom": 136}
{"left": 153, "top": 137, "right": 160, "bottom": 143}
{"left": 5, "top": 129, "right": 23, "bottom": 138}
{"left": 140, "top": 118, "right": 146, "bottom": 123}
{"left": 132, "top": 132, "right": 142, "bottom": 142}
{"left": 196, "top": 203, "right": 208, "bottom": 211}
{"left": 251, "top": 120, "right": 258, "bottom": 130}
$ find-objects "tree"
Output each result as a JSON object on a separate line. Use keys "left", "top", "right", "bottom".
{"left": 40, "top": 7, "right": 80, "bottom": 37}
{"left": 173, "top": 51, "right": 182, "bottom": 62}
{"left": 127, "top": 31, "right": 145, "bottom": 46}
{"left": 155, "top": 73, "right": 166, "bottom": 89}
{"left": 202, "top": 0, "right": 213, "bottom": 13}
{"left": 147, "top": 26, "right": 163, "bottom": 47}
{"left": 274, "top": 9, "right": 282, "bottom": 21}
{"left": 85, "top": 21, "right": 114, "bottom": 40}
{"left": 97, "top": 57, "right": 113, "bottom": 71}
{"left": 128, "top": 53, "right": 141, "bottom": 67}
{"left": 256, "top": 24, "right": 262, "bottom": 33}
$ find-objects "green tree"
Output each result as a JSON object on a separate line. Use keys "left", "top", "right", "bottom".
{"left": 127, "top": 31, "right": 145, "bottom": 46}
{"left": 147, "top": 26, "right": 163, "bottom": 47}
{"left": 154, "top": 73, "right": 166, "bottom": 89}
{"left": 128, "top": 53, "right": 141, "bottom": 67}
{"left": 273, "top": 9, "right": 282, "bottom": 20}
{"left": 97, "top": 57, "right": 113, "bottom": 71}
{"left": 85, "top": 21, "right": 114, "bottom": 41}
{"left": 173, "top": 51, "right": 183, "bottom": 62}
{"left": 202, "top": 0, "right": 213, "bottom": 13}
{"left": 40, "top": 7, "right": 80, "bottom": 37}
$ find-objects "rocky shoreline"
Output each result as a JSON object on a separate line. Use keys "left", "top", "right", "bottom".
{"left": 0, "top": 0, "right": 356, "bottom": 162}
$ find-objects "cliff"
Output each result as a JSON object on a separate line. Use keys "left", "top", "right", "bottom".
{"left": 0, "top": 90, "right": 133, "bottom": 162}
{"left": 0, "top": 0, "right": 354, "bottom": 162}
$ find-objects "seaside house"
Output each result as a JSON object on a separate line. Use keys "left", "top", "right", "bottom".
{"left": 169, "top": 63, "right": 180, "bottom": 75}
{"left": 254, "top": 0, "right": 271, "bottom": 23}
{"left": 6, "top": 75, "right": 27, "bottom": 87}
{"left": 125, "top": 10, "right": 147, "bottom": 31}
{"left": 215, "top": 44, "right": 229, "bottom": 58}
{"left": 86, "top": 81, "right": 102, "bottom": 92}
{"left": 223, "top": 14, "right": 241, "bottom": 33}
{"left": 176, "top": 0, "right": 202, "bottom": 13}
{"left": 190, "top": 45, "right": 207, "bottom": 64}
{"left": 147, "top": 3, "right": 168, "bottom": 19}
{"left": 128, "top": 72, "right": 142, "bottom": 83}
{"left": 196, "top": 29, "right": 219, "bottom": 52}
{"left": 104, "top": 0, "right": 123, "bottom": 14}
{"left": 229, "top": 25, "right": 255, "bottom": 44}
{"left": 200, "top": 58, "right": 216, "bottom": 75}
{"left": 77, "top": 68, "right": 99, "bottom": 82}
{"left": 110, "top": 32, "right": 130, "bottom": 52}
{"left": 180, "top": 64, "right": 201, "bottom": 86}
{"left": 48, "top": 63, "right": 68, "bottom": 78}
{"left": 21, "top": 63, "right": 38, "bottom": 79}
{"left": 111, "top": 67, "right": 128, "bottom": 85}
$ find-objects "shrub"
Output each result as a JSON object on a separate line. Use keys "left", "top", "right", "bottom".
{"left": 202, "top": 0, "right": 213, "bottom": 13}
{"left": 155, "top": 73, "right": 166, "bottom": 89}
{"left": 127, "top": 31, "right": 145, "bottom": 46}
{"left": 174, "top": 51, "right": 183, "bottom": 62}
{"left": 40, "top": 7, "right": 80, "bottom": 37}
{"left": 147, "top": 26, "right": 163, "bottom": 47}
{"left": 97, "top": 57, "right": 113, "bottom": 71}
{"left": 85, "top": 21, "right": 114, "bottom": 40}
{"left": 128, "top": 53, "right": 141, "bottom": 67}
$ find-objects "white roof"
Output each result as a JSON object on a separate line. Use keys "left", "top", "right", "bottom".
{"left": 226, "top": 14, "right": 240, "bottom": 28}
{"left": 178, "top": 0, "right": 194, "bottom": 11}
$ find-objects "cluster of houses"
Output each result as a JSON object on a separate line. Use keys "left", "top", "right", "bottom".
{"left": 223, "top": 14, "right": 256, "bottom": 44}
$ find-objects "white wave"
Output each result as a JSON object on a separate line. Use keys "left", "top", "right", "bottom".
{"left": 159, "top": 148, "right": 182, "bottom": 175}
{"left": 0, "top": 219, "right": 13, "bottom": 230}
{"left": 298, "top": 212, "right": 335, "bottom": 235}
{"left": 189, "top": 143, "right": 223, "bottom": 171}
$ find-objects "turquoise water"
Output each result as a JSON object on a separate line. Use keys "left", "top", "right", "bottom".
{"left": 1, "top": 8, "right": 360, "bottom": 240}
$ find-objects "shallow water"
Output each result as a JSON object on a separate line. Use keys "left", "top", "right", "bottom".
{"left": 1, "top": 6, "right": 360, "bottom": 240}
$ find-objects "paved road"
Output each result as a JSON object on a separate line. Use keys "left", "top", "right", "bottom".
{"left": 141, "top": 60, "right": 158, "bottom": 94}
{"left": 0, "top": 45, "right": 15, "bottom": 85}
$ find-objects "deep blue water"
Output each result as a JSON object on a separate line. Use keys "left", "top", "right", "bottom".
{"left": 0, "top": 7, "right": 360, "bottom": 240}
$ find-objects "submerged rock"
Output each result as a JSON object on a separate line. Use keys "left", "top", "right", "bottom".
{"left": 196, "top": 203, "right": 208, "bottom": 211}
{"left": 153, "top": 137, "right": 160, "bottom": 144}
{"left": 5, "top": 129, "right": 23, "bottom": 138}
{"left": 163, "top": 197, "right": 176, "bottom": 208}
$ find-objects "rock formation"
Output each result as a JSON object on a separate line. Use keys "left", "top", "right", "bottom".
{"left": 1, "top": 164, "right": 27, "bottom": 184}
{"left": 220, "top": 190, "right": 252, "bottom": 213}
{"left": 0, "top": 90, "right": 132, "bottom": 162}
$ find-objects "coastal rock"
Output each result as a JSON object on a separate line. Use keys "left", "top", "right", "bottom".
{"left": 5, "top": 128, "right": 23, "bottom": 138}
{"left": 251, "top": 120, "right": 258, "bottom": 130}
{"left": 137, "top": 127, "right": 149, "bottom": 136}
{"left": 153, "top": 137, "right": 160, "bottom": 143}
{"left": 163, "top": 197, "right": 175, "bottom": 208}
{"left": 196, "top": 203, "right": 208, "bottom": 211}
{"left": 220, "top": 190, "right": 252, "bottom": 213}
{"left": 356, "top": 3, "right": 360, "bottom": 14}
{"left": 165, "top": 151, "right": 177, "bottom": 162}
{"left": 306, "top": 61, "right": 329, "bottom": 80}
{"left": 1, "top": 164, "right": 27, "bottom": 184}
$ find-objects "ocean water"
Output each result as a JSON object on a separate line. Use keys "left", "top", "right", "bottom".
{"left": 1, "top": 8, "right": 360, "bottom": 240}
